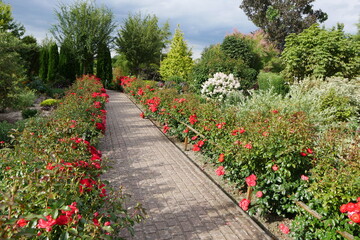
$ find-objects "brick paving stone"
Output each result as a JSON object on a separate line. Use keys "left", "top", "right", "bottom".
{"left": 100, "top": 91, "right": 273, "bottom": 240}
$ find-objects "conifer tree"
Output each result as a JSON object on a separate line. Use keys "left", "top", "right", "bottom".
{"left": 159, "top": 26, "right": 193, "bottom": 81}
{"left": 39, "top": 46, "right": 49, "bottom": 81}
{"left": 47, "top": 42, "right": 59, "bottom": 82}
{"left": 59, "top": 42, "right": 77, "bottom": 85}
{"left": 96, "top": 42, "right": 112, "bottom": 86}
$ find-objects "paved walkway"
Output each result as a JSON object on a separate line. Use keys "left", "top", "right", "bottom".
{"left": 100, "top": 90, "right": 273, "bottom": 240}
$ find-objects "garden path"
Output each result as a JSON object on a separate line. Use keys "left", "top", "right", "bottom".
{"left": 100, "top": 90, "right": 273, "bottom": 240}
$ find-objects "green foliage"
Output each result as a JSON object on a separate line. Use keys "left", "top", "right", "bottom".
{"left": 51, "top": 0, "right": 115, "bottom": 74}
{"left": 116, "top": 12, "right": 170, "bottom": 76}
{"left": 21, "top": 108, "right": 39, "bottom": 119}
{"left": 40, "top": 98, "right": 60, "bottom": 107}
{"left": 221, "top": 34, "right": 262, "bottom": 70}
{"left": 160, "top": 26, "right": 194, "bottom": 81}
{"left": 192, "top": 44, "right": 256, "bottom": 92}
{"left": 47, "top": 42, "right": 59, "bottom": 82}
{"left": 19, "top": 35, "right": 40, "bottom": 78}
{"left": 0, "top": 75, "right": 145, "bottom": 238}
{"left": 240, "top": 0, "right": 327, "bottom": 50}
{"left": 9, "top": 88, "right": 37, "bottom": 110}
{"left": 282, "top": 24, "right": 360, "bottom": 80}
{"left": 320, "top": 89, "right": 355, "bottom": 122}
{"left": 257, "top": 71, "right": 289, "bottom": 95}
{"left": 58, "top": 41, "right": 77, "bottom": 86}
{"left": 0, "top": 0, "right": 25, "bottom": 37}
{"left": 39, "top": 45, "right": 49, "bottom": 81}
{"left": 96, "top": 41, "right": 113, "bottom": 86}
{"left": 0, "top": 121, "right": 14, "bottom": 143}
{"left": 0, "top": 31, "right": 28, "bottom": 111}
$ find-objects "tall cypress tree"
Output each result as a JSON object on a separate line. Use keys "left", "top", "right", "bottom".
{"left": 59, "top": 42, "right": 77, "bottom": 85}
{"left": 47, "top": 42, "right": 59, "bottom": 82}
{"left": 39, "top": 46, "right": 49, "bottom": 81}
{"left": 97, "top": 42, "right": 112, "bottom": 86}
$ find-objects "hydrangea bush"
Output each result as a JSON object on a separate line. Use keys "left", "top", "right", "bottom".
{"left": 201, "top": 72, "right": 242, "bottom": 101}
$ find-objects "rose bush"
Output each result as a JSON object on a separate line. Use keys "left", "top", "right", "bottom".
{"left": 0, "top": 75, "right": 145, "bottom": 239}
{"left": 120, "top": 76, "right": 359, "bottom": 239}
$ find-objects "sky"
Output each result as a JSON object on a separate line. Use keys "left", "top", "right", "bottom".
{"left": 8, "top": 0, "right": 360, "bottom": 59}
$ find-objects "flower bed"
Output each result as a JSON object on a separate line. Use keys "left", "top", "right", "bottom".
{"left": 119, "top": 76, "right": 359, "bottom": 239}
{"left": 0, "top": 75, "right": 145, "bottom": 239}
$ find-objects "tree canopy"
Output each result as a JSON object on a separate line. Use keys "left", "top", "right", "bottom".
{"left": 51, "top": 0, "right": 115, "bottom": 74}
{"left": 240, "top": 0, "right": 327, "bottom": 50}
{"left": 115, "top": 12, "right": 170, "bottom": 76}
{"left": 281, "top": 24, "right": 360, "bottom": 80}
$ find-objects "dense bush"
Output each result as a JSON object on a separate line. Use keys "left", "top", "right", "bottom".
{"left": 120, "top": 76, "right": 359, "bottom": 239}
{"left": 257, "top": 71, "right": 289, "bottom": 96}
{"left": 21, "top": 108, "right": 39, "bottom": 119}
{"left": 0, "top": 75, "right": 145, "bottom": 239}
{"left": 282, "top": 24, "right": 360, "bottom": 80}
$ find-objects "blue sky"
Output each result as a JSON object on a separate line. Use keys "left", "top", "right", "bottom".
{"left": 9, "top": 0, "right": 360, "bottom": 59}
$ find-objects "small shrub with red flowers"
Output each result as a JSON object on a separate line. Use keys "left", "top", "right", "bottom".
{"left": 0, "top": 75, "right": 145, "bottom": 239}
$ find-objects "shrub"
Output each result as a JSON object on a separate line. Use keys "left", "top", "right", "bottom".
{"left": 21, "top": 109, "right": 39, "bottom": 119}
{"left": 9, "top": 88, "right": 37, "bottom": 110}
{"left": 257, "top": 72, "right": 289, "bottom": 95}
{"left": 0, "top": 121, "right": 14, "bottom": 144}
{"left": 40, "top": 98, "right": 60, "bottom": 107}
{"left": 282, "top": 24, "right": 360, "bottom": 80}
{"left": 201, "top": 72, "right": 242, "bottom": 101}
{"left": 0, "top": 75, "right": 145, "bottom": 239}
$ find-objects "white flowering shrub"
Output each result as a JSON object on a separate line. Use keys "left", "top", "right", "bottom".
{"left": 201, "top": 72, "right": 241, "bottom": 101}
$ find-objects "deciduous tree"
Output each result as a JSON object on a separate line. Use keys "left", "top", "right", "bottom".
{"left": 116, "top": 12, "right": 170, "bottom": 76}
{"left": 240, "top": 0, "right": 327, "bottom": 50}
{"left": 51, "top": 0, "right": 115, "bottom": 74}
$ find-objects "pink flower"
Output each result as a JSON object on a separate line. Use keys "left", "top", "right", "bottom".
{"left": 244, "top": 143, "right": 252, "bottom": 149}
{"left": 216, "top": 122, "right": 225, "bottom": 129}
{"left": 279, "top": 223, "right": 290, "bottom": 234}
{"left": 183, "top": 128, "right": 189, "bottom": 133}
{"left": 215, "top": 166, "right": 225, "bottom": 176}
{"left": 239, "top": 199, "right": 251, "bottom": 211}
{"left": 104, "top": 221, "right": 111, "bottom": 226}
{"left": 272, "top": 164, "right": 279, "bottom": 171}
{"left": 191, "top": 136, "right": 198, "bottom": 141}
{"left": 37, "top": 215, "right": 56, "bottom": 232}
{"left": 256, "top": 191, "right": 263, "bottom": 198}
{"left": 301, "top": 175, "right": 309, "bottom": 181}
{"left": 245, "top": 174, "right": 257, "bottom": 186}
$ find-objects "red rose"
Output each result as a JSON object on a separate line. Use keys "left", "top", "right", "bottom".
{"left": 279, "top": 223, "right": 290, "bottom": 234}
{"left": 349, "top": 213, "right": 360, "bottom": 224}
{"left": 16, "top": 218, "right": 29, "bottom": 227}
{"left": 37, "top": 215, "right": 56, "bottom": 232}
{"left": 245, "top": 174, "right": 257, "bottom": 187}
{"left": 272, "top": 164, "right": 279, "bottom": 171}
{"left": 300, "top": 152, "right": 307, "bottom": 156}
{"left": 239, "top": 199, "right": 250, "bottom": 211}
{"left": 218, "top": 154, "right": 225, "bottom": 163}
{"left": 256, "top": 191, "right": 263, "bottom": 198}
{"left": 215, "top": 166, "right": 225, "bottom": 176}
{"left": 56, "top": 215, "right": 72, "bottom": 225}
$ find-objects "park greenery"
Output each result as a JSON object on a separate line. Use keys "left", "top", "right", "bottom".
{"left": 1, "top": 0, "right": 360, "bottom": 239}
